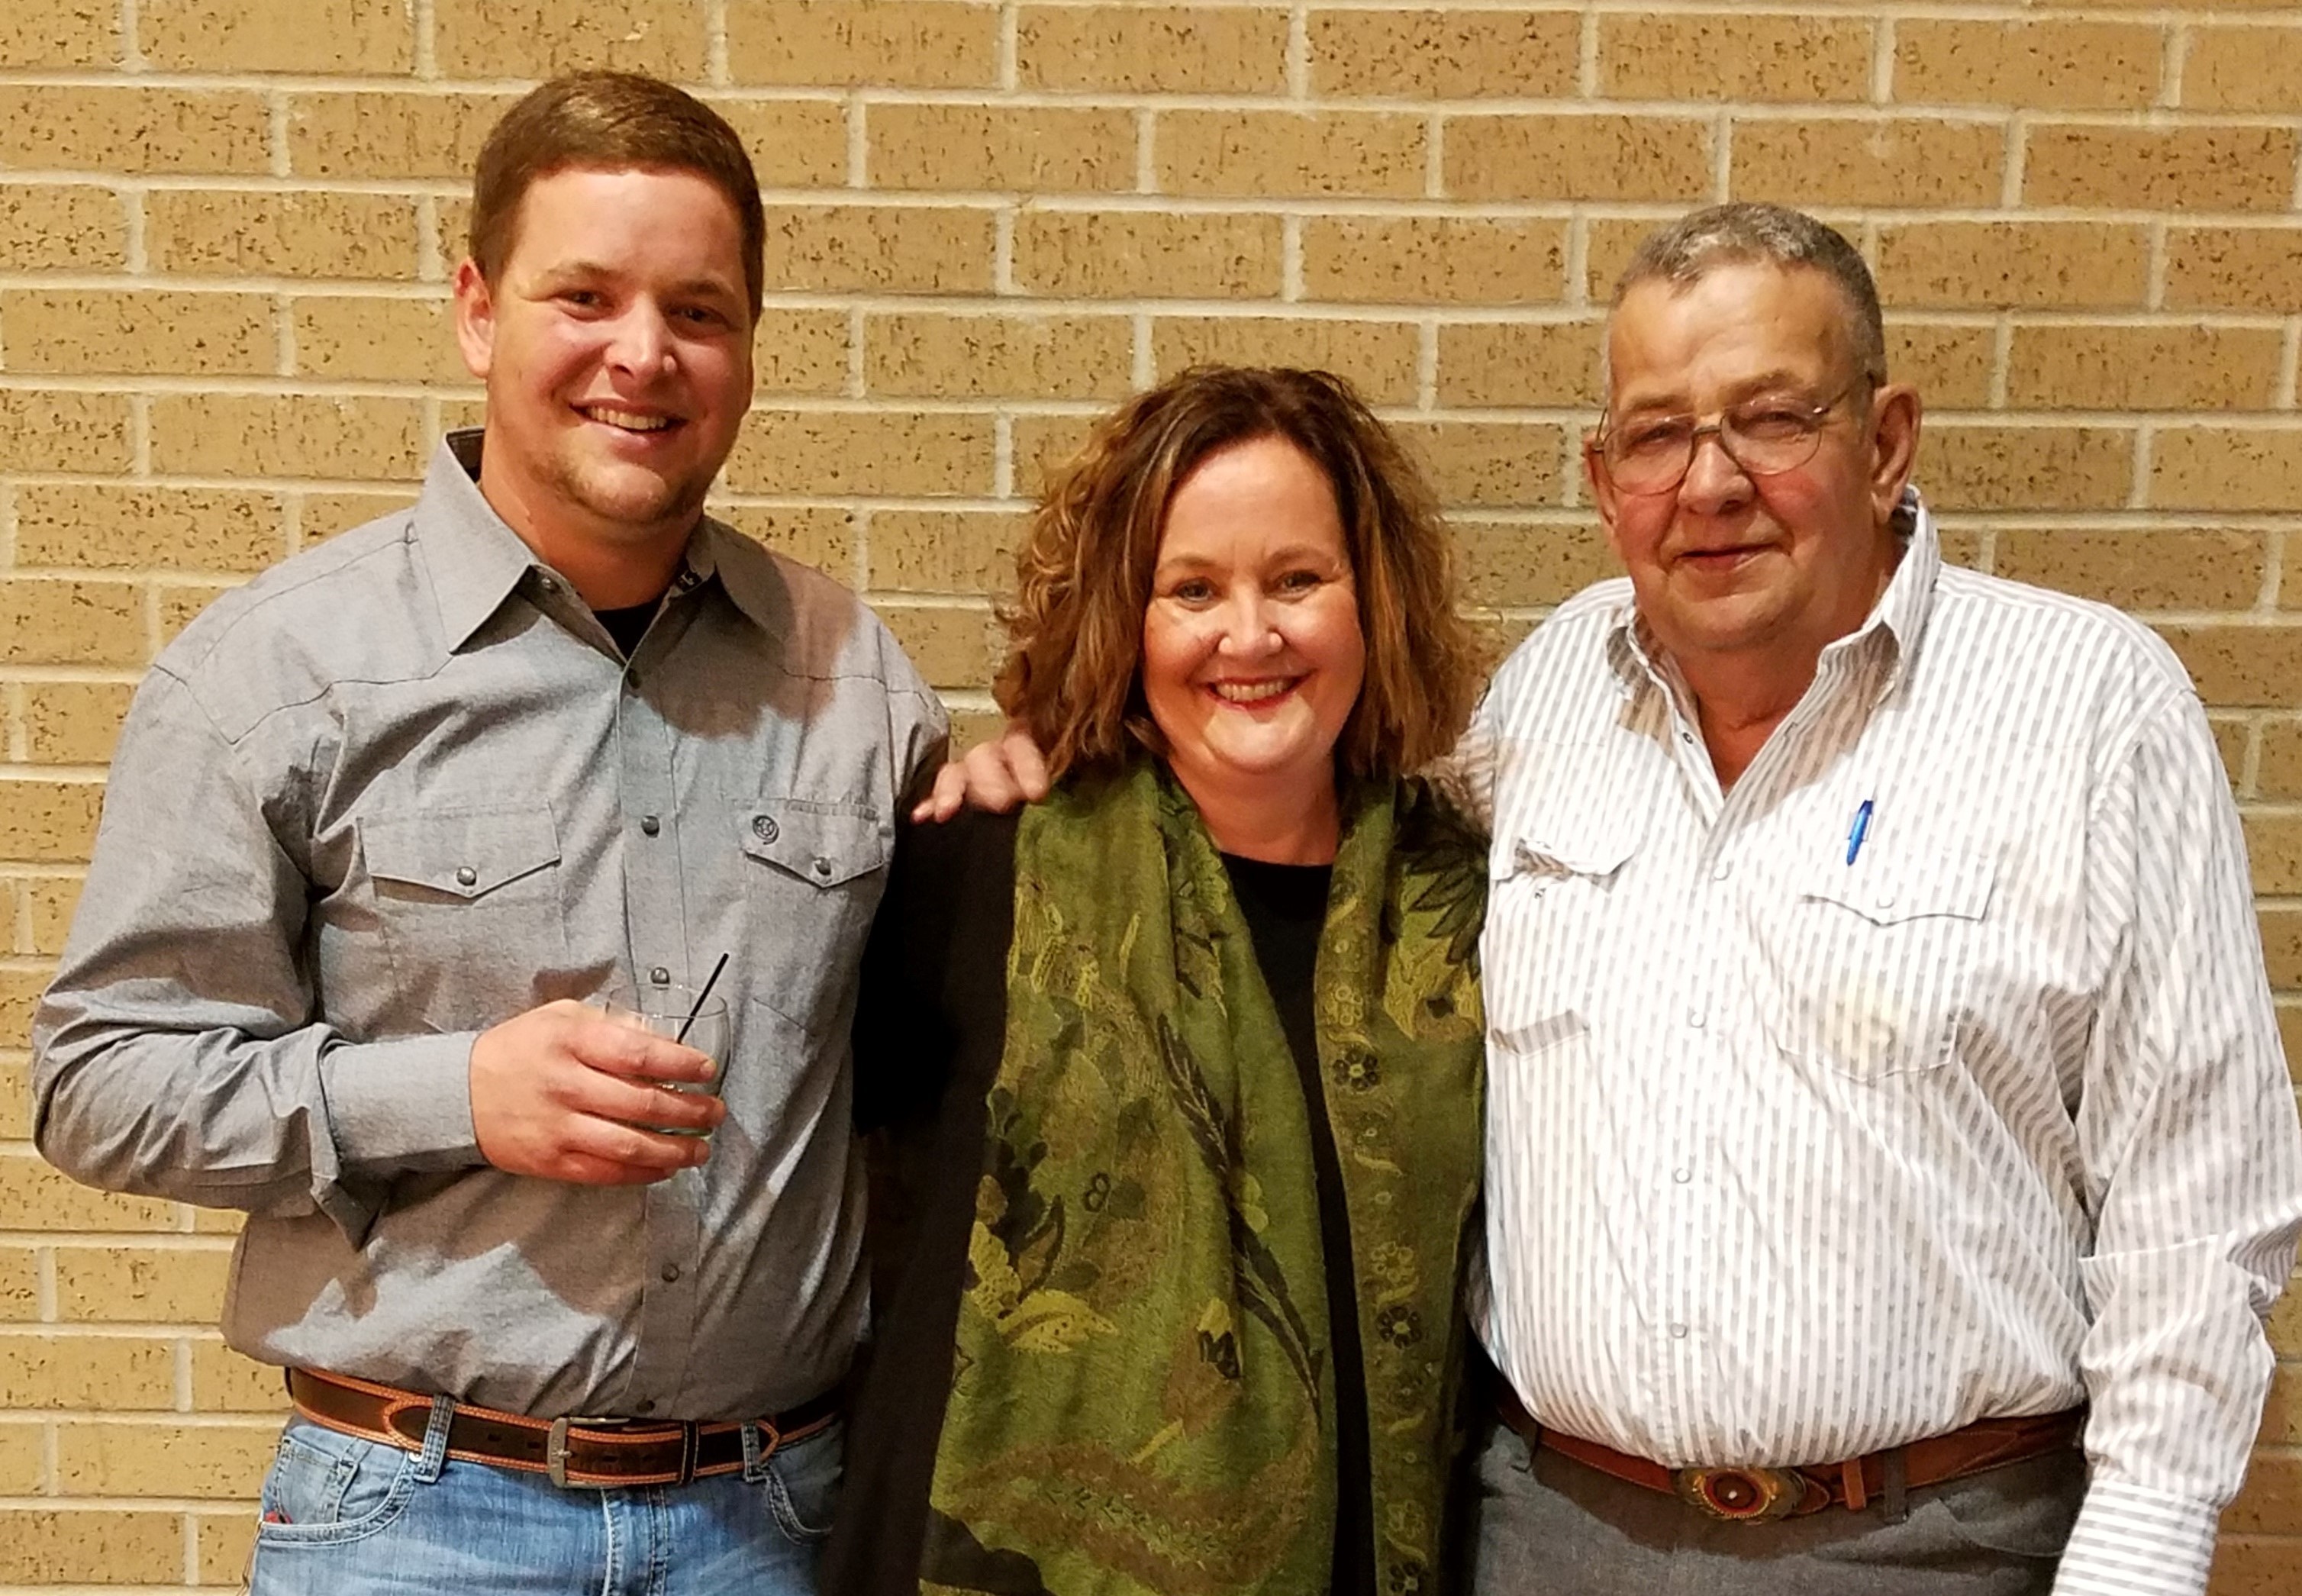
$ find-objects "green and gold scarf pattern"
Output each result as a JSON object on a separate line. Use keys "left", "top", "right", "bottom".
{"left": 918, "top": 759, "right": 1485, "bottom": 1596}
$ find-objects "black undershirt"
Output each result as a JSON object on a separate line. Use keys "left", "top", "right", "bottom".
{"left": 592, "top": 601, "right": 656, "bottom": 658}
{"left": 1221, "top": 852, "right": 1375, "bottom": 1596}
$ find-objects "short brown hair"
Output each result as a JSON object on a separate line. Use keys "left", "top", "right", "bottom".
{"left": 997, "top": 366, "right": 1479, "bottom": 785}
{"left": 469, "top": 72, "right": 765, "bottom": 318}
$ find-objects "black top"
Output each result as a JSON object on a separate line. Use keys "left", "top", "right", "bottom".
{"left": 592, "top": 600, "right": 656, "bottom": 657}
{"left": 828, "top": 808, "right": 1375, "bottom": 1596}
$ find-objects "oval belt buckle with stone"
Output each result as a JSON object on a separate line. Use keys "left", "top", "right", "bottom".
{"left": 1674, "top": 1465, "right": 1807, "bottom": 1523}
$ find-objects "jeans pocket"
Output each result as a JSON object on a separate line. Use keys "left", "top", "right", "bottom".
{"left": 255, "top": 1418, "right": 420, "bottom": 1546}
{"left": 762, "top": 1420, "right": 844, "bottom": 1544}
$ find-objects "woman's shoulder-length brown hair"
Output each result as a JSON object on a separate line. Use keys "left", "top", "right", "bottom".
{"left": 995, "top": 364, "right": 1480, "bottom": 785}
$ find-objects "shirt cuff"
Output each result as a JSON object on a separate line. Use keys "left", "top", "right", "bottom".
{"left": 2053, "top": 1477, "right": 2220, "bottom": 1596}
{"left": 319, "top": 1032, "right": 482, "bottom": 1174}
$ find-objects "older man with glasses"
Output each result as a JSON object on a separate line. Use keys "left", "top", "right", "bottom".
{"left": 1458, "top": 202, "right": 2302, "bottom": 1596}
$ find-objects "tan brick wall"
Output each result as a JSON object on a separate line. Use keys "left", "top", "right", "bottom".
{"left": 0, "top": 2, "right": 2297, "bottom": 1588}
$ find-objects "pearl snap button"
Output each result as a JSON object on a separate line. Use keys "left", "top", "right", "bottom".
{"left": 753, "top": 814, "right": 779, "bottom": 843}
{"left": 454, "top": 866, "right": 476, "bottom": 887}
{"left": 650, "top": 966, "right": 670, "bottom": 985}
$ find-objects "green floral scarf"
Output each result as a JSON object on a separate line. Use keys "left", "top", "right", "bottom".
{"left": 917, "top": 759, "right": 1485, "bottom": 1596}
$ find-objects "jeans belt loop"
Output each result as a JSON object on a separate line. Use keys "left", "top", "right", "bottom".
{"left": 675, "top": 1423, "right": 700, "bottom": 1488}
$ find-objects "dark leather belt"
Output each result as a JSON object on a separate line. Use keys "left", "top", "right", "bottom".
{"left": 1498, "top": 1385, "right": 2081, "bottom": 1523}
{"left": 288, "top": 1367, "right": 841, "bottom": 1489}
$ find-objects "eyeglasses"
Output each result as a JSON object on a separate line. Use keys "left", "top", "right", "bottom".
{"left": 1591, "top": 381, "right": 1870, "bottom": 496}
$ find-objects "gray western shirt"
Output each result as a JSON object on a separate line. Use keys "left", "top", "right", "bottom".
{"left": 32, "top": 432, "right": 948, "bottom": 1420}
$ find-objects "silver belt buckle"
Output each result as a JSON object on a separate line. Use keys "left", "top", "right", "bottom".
{"left": 545, "top": 1414, "right": 631, "bottom": 1488}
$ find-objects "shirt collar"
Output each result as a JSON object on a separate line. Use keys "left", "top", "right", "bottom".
{"left": 1602, "top": 485, "right": 1942, "bottom": 702}
{"left": 416, "top": 429, "right": 779, "bottom": 651}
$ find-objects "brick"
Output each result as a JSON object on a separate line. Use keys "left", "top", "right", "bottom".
{"left": 1149, "top": 318, "right": 1422, "bottom": 406}
{"left": 2265, "top": 907, "right": 2302, "bottom": 990}
{"left": 2165, "top": 227, "right": 2302, "bottom": 314}
{"left": 2007, "top": 326, "right": 2286, "bottom": 412}
{"left": 1883, "top": 324, "right": 1994, "bottom": 410}
{"left": 57, "top": 1418, "right": 276, "bottom": 1498}
{"left": 2246, "top": 811, "right": 2302, "bottom": 895}
{"left": 1302, "top": 217, "right": 1566, "bottom": 307}
{"left": 436, "top": 196, "right": 473, "bottom": 279}
{"left": 189, "top": 1340, "right": 283, "bottom": 1414}
{"left": 864, "top": 314, "right": 1132, "bottom": 401}
{"left": 1875, "top": 223, "right": 2152, "bottom": 312}
{"left": 0, "top": 1509, "right": 185, "bottom": 1584}
{"left": 878, "top": 602, "right": 1001, "bottom": 690}
{"left": 0, "top": 86, "right": 269, "bottom": 176}
{"left": 0, "top": 1332, "right": 176, "bottom": 1409}
{"left": 869, "top": 105, "right": 1134, "bottom": 194}
{"left": 0, "top": 1064, "right": 29, "bottom": 1142}
{"left": 1448, "top": 115, "right": 1714, "bottom": 204}
{"left": 1893, "top": 21, "right": 2163, "bottom": 111}
{"left": 2185, "top": 27, "right": 2302, "bottom": 113}
{"left": 0, "top": 392, "right": 134, "bottom": 474}
{"left": 197, "top": 1511, "right": 258, "bottom": 1586}
{"left": 2216, "top": 1533, "right": 2302, "bottom": 1592}
{"left": 2156, "top": 626, "right": 2302, "bottom": 710}
{"left": 2259, "top": 1361, "right": 2299, "bottom": 1440}
{"left": 1395, "top": 421, "right": 1564, "bottom": 509}
{"left": 704, "top": 100, "right": 850, "bottom": 189}
{"left": 1013, "top": 211, "right": 1284, "bottom": 300}
{"left": 150, "top": 395, "right": 427, "bottom": 482}
{"left": 714, "top": 508, "right": 859, "bottom": 585}
{"left": 287, "top": 91, "right": 510, "bottom": 179}
{"left": 1584, "top": 218, "right": 1662, "bottom": 304}
{"left": 1601, "top": 14, "right": 1872, "bottom": 104}
{"left": 17, "top": 485, "right": 285, "bottom": 574}
{"left": 2023, "top": 124, "right": 2297, "bottom": 212}
{"left": 141, "top": 0, "right": 412, "bottom": 73}
{"left": 148, "top": 191, "right": 421, "bottom": 281}
{"left": 2284, "top": 1011, "right": 2302, "bottom": 1083}
{"left": 2150, "top": 429, "right": 2302, "bottom": 514}
{"left": 1733, "top": 118, "right": 2005, "bottom": 208}
{"left": 729, "top": 0, "right": 997, "bottom": 88}
{"left": 0, "top": 582, "right": 144, "bottom": 668}
{"left": 24, "top": 877, "right": 82, "bottom": 957}
{"left": 867, "top": 510, "right": 1027, "bottom": 595}
{"left": 2260, "top": 723, "right": 2302, "bottom": 800}
{"left": 1456, "top": 518, "right": 1617, "bottom": 608}
{"left": 1309, "top": 8, "right": 1578, "bottom": 99}
{"left": 1994, "top": 529, "right": 2267, "bottom": 614}
{"left": 1012, "top": 414, "right": 1101, "bottom": 492}
{"left": 1156, "top": 111, "right": 1427, "bottom": 201}
{"left": 0, "top": 1151, "right": 178, "bottom": 1228}
{"left": 765, "top": 205, "right": 995, "bottom": 295}
{"left": 434, "top": 0, "right": 708, "bottom": 77}
{"left": 2, "top": 289, "right": 274, "bottom": 376}
{"left": 21, "top": 683, "right": 135, "bottom": 767}
{"left": 1918, "top": 426, "right": 2133, "bottom": 512}
{"left": 437, "top": 396, "right": 488, "bottom": 436}
{"left": 723, "top": 411, "right": 995, "bottom": 496}
{"left": 53, "top": 1246, "right": 231, "bottom": 1323}
{"left": 0, "top": 1246, "right": 34, "bottom": 1320}
{"left": 1436, "top": 322, "right": 1603, "bottom": 409}
{"left": 299, "top": 492, "right": 419, "bottom": 544}
{"left": 0, "top": 2, "right": 117, "bottom": 66}
{"left": 2223, "top": 1452, "right": 2302, "bottom": 1535}
{"left": 1017, "top": 5, "right": 1288, "bottom": 93}
{"left": 291, "top": 296, "right": 463, "bottom": 383}
{"left": 0, "top": 968, "right": 42, "bottom": 1040}
{"left": 2210, "top": 716, "right": 2251, "bottom": 788}
{"left": 0, "top": 1424, "right": 44, "bottom": 1494}
{"left": 742, "top": 310, "right": 848, "bottom": 397}
{"left": 1, "top": 775, "right": 104, "bottom": 865}
{"left": 0, "top": 184, "right": 127, "bottom": 270}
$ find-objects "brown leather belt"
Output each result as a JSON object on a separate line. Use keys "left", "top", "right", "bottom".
{"left": 287, "top": 1367, "right": 841, "bottom": 1489}
{"left": 1498, "top": 1386, "right": 2081, "bottom": 1523}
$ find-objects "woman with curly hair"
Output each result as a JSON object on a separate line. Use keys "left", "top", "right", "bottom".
{"left": 826, "top": 366, "right": 1488, "bottom": 1596}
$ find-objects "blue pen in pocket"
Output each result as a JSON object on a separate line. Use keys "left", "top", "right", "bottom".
{"left": 1844, "top": 798, "right": 1874, "bottom": 866}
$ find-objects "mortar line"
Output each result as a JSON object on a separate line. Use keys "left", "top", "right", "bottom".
{"left": 998, "top": 2, "right": 1019, "bottom": 95}
{"left": 1285, "top": 5, "right": 1309, "bottom": 101}
{"left": 4, "top": 682, "right": 26, "bottom": 763}
{"left": 1871, "top": 17, "right": 1895, "bottom": 105}
{"left": 705, "top": 0, "right": 730, "bottom": 87}
{"left": 845, "top": 93, "right": 868, "bottom": 189}
{"left": 1578, "top": 10, "right": 1600, "bottom": 101}
{"left": 119, "top": 0, "right": 143, "bottom": 73}
{"left": 1415, "top": 318, "right": 1438, "bottom": 412}
{"left": 412, "top": 0, "right": 437, "bottom": 79}
{"left": 2162, "top": 22, "right": 2189, "bottom": 113}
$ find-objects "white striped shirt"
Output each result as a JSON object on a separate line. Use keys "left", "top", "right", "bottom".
{"left": 1458, "top": 492, "right": 2302, "bottom": 1596}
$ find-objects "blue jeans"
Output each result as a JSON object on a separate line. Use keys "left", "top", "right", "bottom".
{"left": 245, "top": 1400, "right": 840, "bottom": 1596}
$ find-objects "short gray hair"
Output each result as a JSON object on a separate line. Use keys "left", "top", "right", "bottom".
{"left": 1614, "top": 203, "right": 1887, "bottom": 386}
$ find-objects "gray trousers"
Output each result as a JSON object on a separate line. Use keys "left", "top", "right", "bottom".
{"left": 1469, "top": 1420, "right": 2086, "bottom": 1596}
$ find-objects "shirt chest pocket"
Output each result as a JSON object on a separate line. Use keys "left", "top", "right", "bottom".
{"left": 1756, "top": 840, "right": 1997, "bottom": 1081}
{"left": 356, "top": 804, "right": 572, "bottom": 1027}
{"left": 737, "top": 802, "right": 891, "bottom": 1035}
{"left": 1483, "top": 823, "right": 1639, "bottom": 1061}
